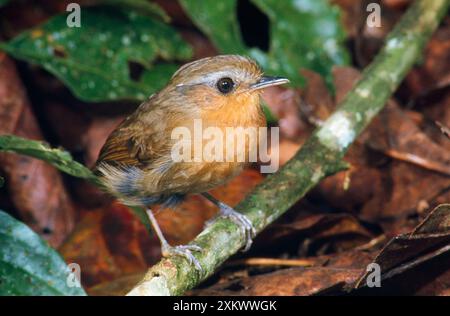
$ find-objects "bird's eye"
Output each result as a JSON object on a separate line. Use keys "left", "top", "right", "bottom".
{"left": 216, "top": 77, "right": 234, "bottom": 94}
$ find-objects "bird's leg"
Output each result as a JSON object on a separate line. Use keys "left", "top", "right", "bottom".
{"left": 145, "top": 209, "right": 202, "bottom": 271}
{"left": 201, "top": 192, "right": 256, "bottom": 251}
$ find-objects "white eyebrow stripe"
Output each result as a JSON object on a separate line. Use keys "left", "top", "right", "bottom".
{"left": 187, "top": 70, "right": 243, "bottom": 86}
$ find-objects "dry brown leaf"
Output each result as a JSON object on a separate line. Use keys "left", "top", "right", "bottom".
{"left": 193, "top": 267, "right": 362, "bottom": 296}
{"left": 0, "top": 54, "right": 76, "bottom": 247}
{"left": 361, "top": 103, "right": 450, "bottom": 220}
{"left": 354, "top": 204, "right": 450, "bottom": 290}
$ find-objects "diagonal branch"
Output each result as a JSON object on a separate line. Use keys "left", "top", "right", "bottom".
{"left": 127, "top": 0, "right": 450, "bottom": 296}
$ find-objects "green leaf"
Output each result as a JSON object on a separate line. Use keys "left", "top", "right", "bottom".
{"left": 180, "top": 0, "right": 349, "bottom": 87}
{"left": 1, "top": 6, "right": 192, "bottom": 102}
{"left": 179, "top": 0, "right": 247, "bottom": 54}
{"left": 140, "top": 63, "right": 180, "bottom": 88}
{"left": 0, "top": 210, "right": 87, "bottom": 295}
{"left": 0, "top": 135, "right": 97, "bottom": 183}
{"left": 0, "top": 0, "right": 10, "bottom": 8}
{"left": 251, "top": 0, "right": 349, "bottom": 86}
{"left": 101, "top": 0, "right": 171, "bottom": 22}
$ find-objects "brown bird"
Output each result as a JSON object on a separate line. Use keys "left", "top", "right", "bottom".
{"left": 95, "top": 55, "right": 289, "bottom": 270}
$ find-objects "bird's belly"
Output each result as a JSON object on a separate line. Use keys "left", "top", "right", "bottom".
{"left": 180, "top": 161, "right": 245, "bottom": 193}
{"left": 141, "top": 161, "right": 245, "bottom": 196}
{"left": 138, "top": 108, "right": 264, "bottom": 196}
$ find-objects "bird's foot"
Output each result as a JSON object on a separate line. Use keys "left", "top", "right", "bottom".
{"left": 206, "top": 203, "right": 256, "bottom": 252}
{"left": 161, "top": 244, "right": 203, "bottom": 272}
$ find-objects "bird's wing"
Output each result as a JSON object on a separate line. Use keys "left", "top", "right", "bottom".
{"left": 96, "top": 128, "right": 142, "bottom": 166}
{"left": 95, "top": 108, "right": 164, "bottom": 168}
{"left": 95, "top": 95, "right": 180, "bottom": 171}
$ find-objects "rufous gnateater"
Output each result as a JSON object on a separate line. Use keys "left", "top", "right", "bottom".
{"left": 95, "top": 55, "right": 289, "bottom": 269}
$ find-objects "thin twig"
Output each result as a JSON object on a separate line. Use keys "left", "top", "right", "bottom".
{"left": 436, "top": 121, "right": 450, "bottom": 139}
{"left": 227, "top": 257, "right": 319, "bottom": 268}
{"left": 374, "top": 147, "right": 450, "bottom": 176}
{"left": 355, "top": 234, "right": 387, "bottom": 251}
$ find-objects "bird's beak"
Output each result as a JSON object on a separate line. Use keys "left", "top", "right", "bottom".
{"left": 250, "top": 76, "right": 290, "bottom": 91}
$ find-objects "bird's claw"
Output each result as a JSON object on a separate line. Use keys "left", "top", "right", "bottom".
{"left": 162, "top": 244, "right": 203, "bottom": 272}
{"left": 206, "top": 204, "right": 256, "bottom": 252}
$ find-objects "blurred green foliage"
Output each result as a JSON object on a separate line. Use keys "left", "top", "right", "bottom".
{"left": 180, "top": 0, "right": 348, "bottom": 87}
{"left": 1, "top": 6, "right": 191, "bottom": 102}
{"left": 0, "top": 0, "right": 9, "bottom": 8}
{"left": 101, "top": 0, "right": 171, "bottom": 21}
{"left": 1, "top": 0, "right": 347, "bottom": 102}
{"left": 0, "top": 210, "right": 87, "bottom": 295}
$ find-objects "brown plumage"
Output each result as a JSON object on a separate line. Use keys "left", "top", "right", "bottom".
{"left": 94, "top": 55, "right": 289, "bottom": 267}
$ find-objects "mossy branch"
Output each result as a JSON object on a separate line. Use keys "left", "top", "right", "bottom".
{"left": 127, "top": 0, "right": 450, "bottom": 296}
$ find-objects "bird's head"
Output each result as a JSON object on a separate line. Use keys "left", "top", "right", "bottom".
{"left": 164, "top": 55, "right": 289, "bottom": 114}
